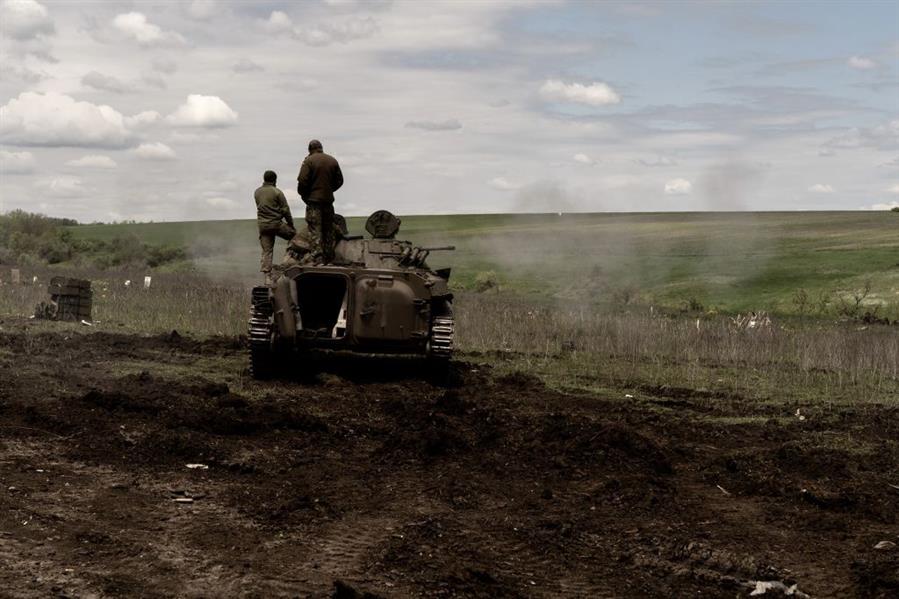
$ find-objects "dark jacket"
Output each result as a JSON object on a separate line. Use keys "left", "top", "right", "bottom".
{"left": 254, "top": 183, "right": 293, "bottom": 229}
{"left": 297, "top": 151, "right": 343, "bottom": 204}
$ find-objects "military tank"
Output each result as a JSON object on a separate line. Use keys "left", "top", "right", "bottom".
{"left": 248, "top": 210, "right": 455, "bottom": 379}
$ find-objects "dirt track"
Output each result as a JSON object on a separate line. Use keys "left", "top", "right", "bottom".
{"left": 0, "top": 320, "right": 897, "bottom": 598}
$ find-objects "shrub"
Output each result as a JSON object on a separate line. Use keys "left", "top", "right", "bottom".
{"left": 474, "top": 271, "right": 499, "bottom": 293}
{"left": 682, "top": 297, "right": 705, "bottom": 313}
{"left": 146, "top": 244, "right": 187, "bottom": 268}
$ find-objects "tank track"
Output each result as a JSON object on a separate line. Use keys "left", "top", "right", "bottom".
{"left": 248, "top": 287, "right": 274, "bottom": 379}
{"left": 429, "top": 316, "right": 455, "bottom": 360}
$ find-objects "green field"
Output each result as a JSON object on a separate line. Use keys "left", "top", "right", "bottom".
{"left": 69, "top": 211, "right": 899, "bottom": 316}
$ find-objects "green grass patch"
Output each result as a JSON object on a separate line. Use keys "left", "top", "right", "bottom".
{"left": 65, "top": 211, "right": 899, "bottom": 315}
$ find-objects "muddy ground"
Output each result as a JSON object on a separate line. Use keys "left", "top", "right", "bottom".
{"left": 0, "top": 319, "right": 896, "bottom": 598}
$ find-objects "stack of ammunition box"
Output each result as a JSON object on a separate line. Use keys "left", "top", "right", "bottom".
{"left": 48, "top": 277, "right": 92, "bottom": 321}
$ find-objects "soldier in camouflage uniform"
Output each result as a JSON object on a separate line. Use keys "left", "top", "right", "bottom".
{"left": 254, "top": 170, "right": 295, "bottom": 285}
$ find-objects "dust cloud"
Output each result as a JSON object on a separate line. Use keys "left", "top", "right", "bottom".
{"left": 466, "top": 158, "right": 777, "bottom": 308}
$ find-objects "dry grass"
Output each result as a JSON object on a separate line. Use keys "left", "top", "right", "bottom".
{"left": 457, "top": 294, "right": 898, "bottom": 404}
{"left": 2, "top": 266, "right": 896, "bottom": 404}
{"left": 0, "top": 269, "right": 249, "bottom": 336}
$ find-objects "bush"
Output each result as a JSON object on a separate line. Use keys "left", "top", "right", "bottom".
{"left": 474, "top": 271, "right": 499, "bottom": 293}
{"left": 146, "top": 244, "right": 187, "bottom": 268}
{"left": 682, "top": 297, "right": 705, "bottom": 313}
{"left": 891, "top": 207, "right": 899, "bottom": 213}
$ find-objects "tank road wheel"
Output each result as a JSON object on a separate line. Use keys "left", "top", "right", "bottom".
{"left": 248, "top": 286, "right": 277, "bottom": 380}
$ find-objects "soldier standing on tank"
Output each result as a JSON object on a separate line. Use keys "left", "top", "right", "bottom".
{"left": 297, "top": 139, "right": 343, "bottom": 263}
{"left": 254, "top": 170, "right": 295, "bottom": 285}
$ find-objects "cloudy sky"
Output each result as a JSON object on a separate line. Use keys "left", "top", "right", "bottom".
{"left": 0, "top": 0, "right": 897, "bottom": 222}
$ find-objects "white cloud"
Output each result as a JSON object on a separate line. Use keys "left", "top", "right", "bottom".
{"left": 0, "top": 150, "right": 36, "bottom": 174}
{"left": 262, "top": 10, "right": 293, "bottom": 34}
{"left": 36, "top": 176, "right": 88, "bottom": 198}
{"left": 0, "top": 92, "right": 134, "bottom": 148}
{"left": 824, "top": 119, "right": 899, "bottom": 150}
{"left": 405, "top": 118, "right": 462, "bottom": 131}
{"left": 205, "top": 196, "right": 236, "bottom": 208}
{"left": 188, "top": 0, "right": 216, "bottom": 21}
{"left": 847, "top": 56, "right": 876, "bottom": 70}
{"left": 261, "top": 10, "right": 378, "bottom": 46}
{"left": 124, "top": 110, "right": 161, "bottom": 128}
{"left": 112, "top": 12, "right": 185, "bottom": 46}
{"left": 866, "top": 201, "right": 899, "bottom": 210}
{"left": 167, "top": 95, "right": 239, "bottom": 128}
{"left": 294, "top": 16, "right": 378, "bottom": 46}
{"left": 66, "top": 155, "right": 117, "bottom": 169}
{"left": 487, "top": 177, "right": 520, "bottom": 191}
{"left": 664, "top": 178, "right": 692, "bottom": 195}
{"left": 82, "top": 70, "right": 133, "bottom": 94}
{"left": 134, "top": 142, "right": 177, "bottom": 161}
{"left": 808, "top": 183, "right": 834, "bottom": 193}
{"left": 0, "top": 0, "right": 54, "bottom": 40}
{"left": 232, "top": 58, "right": 264, "bottom": 73}
{"left": 637, "top": 156, "right": 677, "bottom": 167}
{"left": 887, "top": 184, "right": 899, "bottom": 194}
{"left": 539, "top": 79, "right": 621, "bottom": 106}
{"left": 573, "top": 153, "right": 594, "bottom": 165}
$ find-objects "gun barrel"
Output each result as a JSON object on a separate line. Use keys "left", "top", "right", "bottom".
{"left": 420, "top": 246, "right": 456, "bottom": 251}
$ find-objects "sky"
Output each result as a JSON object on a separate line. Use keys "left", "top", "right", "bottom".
{"left": 0, "top": 0, "right": 897, "bottom": 222}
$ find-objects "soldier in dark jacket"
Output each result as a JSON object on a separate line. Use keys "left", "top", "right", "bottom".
{"left": 297, "top": 139, "right": 343, "bottom": 263}
{"left": 254, "top": 170, "right": 295, "bottom": 285}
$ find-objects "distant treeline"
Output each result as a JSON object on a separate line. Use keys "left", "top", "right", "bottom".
{"left": 0, "top": 210, "right": 187, "bottom": 269}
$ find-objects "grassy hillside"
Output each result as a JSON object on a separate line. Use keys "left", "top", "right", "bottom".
{"left": 68, "top": 211, "right": 899, "bottom": 315}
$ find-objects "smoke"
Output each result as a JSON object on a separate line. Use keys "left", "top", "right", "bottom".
{"left": 460, "top": 158, "right": 779, "bottom": 310}
{"left": 696, "top": 160, "right": 767, "bottom": 211}
{"left": 511, "top": 180, "right": 579, "bottom": 213}
{"left": 183, "top": 221, "right": 263, "bottom": 286}
{"left": 690, "top": 159, "right": 774, "bottom": 301}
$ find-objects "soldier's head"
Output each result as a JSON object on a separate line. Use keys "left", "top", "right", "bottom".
{"left": 263, "top": 170, "right": 277, "bottom": 184}
{"left": 308, "top": 139, "right": 323, "bottom": 154}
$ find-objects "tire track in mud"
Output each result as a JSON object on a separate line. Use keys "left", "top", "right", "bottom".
{"left": 294, "top": 515, "right": 400, "bottom": 591}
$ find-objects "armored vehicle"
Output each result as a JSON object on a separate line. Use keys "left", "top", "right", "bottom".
{"left": 248, "top": 210, "right": 454, "bottom": 379}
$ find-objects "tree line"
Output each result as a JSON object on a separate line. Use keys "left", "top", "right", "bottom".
{"left": 0, "top": 210, "right": 187, "bottom": 269}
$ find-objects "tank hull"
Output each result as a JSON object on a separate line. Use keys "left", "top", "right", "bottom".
{"left": 247, "top": 213, "right": 455, "bottom": 379}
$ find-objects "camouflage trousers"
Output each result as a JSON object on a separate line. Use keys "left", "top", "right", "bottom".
{"left": 259, "top": 222, "right": 296, "bottom": 274}
{"left": 305, "top": 202, "right": 335, "bottom": 264}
